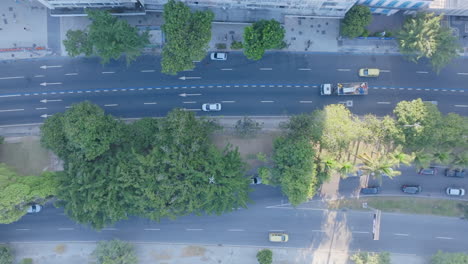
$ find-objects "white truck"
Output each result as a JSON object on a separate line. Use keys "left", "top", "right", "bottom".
{"left": 320, "top": 82, "right": 369, "bottom": 96}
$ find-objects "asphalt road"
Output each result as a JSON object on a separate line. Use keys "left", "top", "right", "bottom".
{"left": 1, "top": 185, "right": 467, "bottom": 256}
{"left": 0, "top": 53, "right": 467, "bottom": 125}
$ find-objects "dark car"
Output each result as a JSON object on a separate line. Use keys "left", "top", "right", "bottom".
{"left": 360, "top": 186, "right": 381, "bottom": 195}
{"left": 402, "top": 185, "right": 422, "bottom": 194}
{"left": 418, "top": 167, "right": 437, "bottom": 175}
{"left": 445, "top": 168, "right": 465, "bottom": 178}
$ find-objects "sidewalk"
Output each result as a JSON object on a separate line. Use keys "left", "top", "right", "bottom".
{"left": 7, "top": 242, "right": 427, "bottom": 264}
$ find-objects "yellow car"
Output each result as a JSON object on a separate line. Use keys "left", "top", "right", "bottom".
{"left": 359, "top": 68, "right": 380, "bottom": 77}
{"left": 269, "top": 233, "right": 289, "bottom": 242}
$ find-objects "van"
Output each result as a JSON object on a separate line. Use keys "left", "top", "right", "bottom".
{"left": 269, "top": 233, "right": 289, "bottom": 242}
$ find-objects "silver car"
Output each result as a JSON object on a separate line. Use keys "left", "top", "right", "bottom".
{"left": 27, "top": 204, "right": 42, "bottom": 213}
{"left": 210, "top": 52, "right": 227, "bottom": 61}
{"left": 202, "top": 103, "right": 221, "bottom": 112}
{"left": 446, "top": 187, "right": 465, "bottom": 196}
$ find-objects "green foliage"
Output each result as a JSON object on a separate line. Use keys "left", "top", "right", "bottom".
{"left": 397, "top": 13, "right": 461, "bottom": 73}
{"left": 341, "top": 5, "right": 372, "bottom": 38}
{"left": 350, "top": 252, "right": 390, "bottom": 264}
{"left": 0, "top": 245, "right": 13, "bottom": 264}
{"left": 231, "top": 40, "right": 243, "bottom": 49}
{"left": 272, "top": 136, "right": 316, "bottom": 206}
{"left": 0, "top": 164, "right": 57, "bottom": 224}
{"left": 161, "top": 0, "right": 214, "bottom": 75}
{"left": 256, "top": 152, "right": 267, "bottom": 162}
{"left": 216, "top": 43, "right": 227, "bottom": 49}
{"left": 431, "top": 251, "right": 468, "bottom": 264}
{"left": 280, "top": 112, "right": 324, "bottom": 142}
{"left": 257, "top": 167, "right": 272, "bottom": 185}
{"left": 358, "top": 152, "right": 402, "bottom": 182}
{"left": 20, "top": 258, "right": 33, "bottom": 264}
{"left": 321, "top": 104, "right": 359, "bottom": 153}
{"left": 92, "top": 240, "right": 137, "bottom": 264}
{"left": 256, "top": 249, "right": 273, "bottom": 264}
{"left": 0, "top": 136, "right": 3, "bottom": 145}
{"left": 235, "top": 117, "right": 263, "bottom": 137}
{"left": 63, "top": 10, "right": 149, "bottom": 65}
{"left": 458, "top": 203, "right": 468, "bottom": 220}
{"left": 243, "top": 19, "right": 285, "bottom": 60}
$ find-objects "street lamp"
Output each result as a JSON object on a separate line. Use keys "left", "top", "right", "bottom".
{"left": 362, "top": 203, "right": 382, "bottom": 241}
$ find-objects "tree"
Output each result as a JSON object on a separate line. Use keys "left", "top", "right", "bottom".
{"left": 0, "top": 245, "right": 13, "bottom": 264}
{"left": 161, "top": 0, "right": 214, "bottom": 74}
{"left": 397, "top": 13, "right": 461, "bottom": 73}
{"left": 63, "top": 10, "right": 149, "bottom": 65}
{"left": 92, "top": 240, "right": 137, "bottom": 264}
{"left": 256, "top": 249, "right": 273, "bottom": 264}
{"left": 341, "top": 6, "right": 372, "bottom": 38}
{"left": 358, "top": 152, "right": 401, "bottom": 183}
{"left": 243, "top": 19, "right": 285, "bottom": 60}
{"left": 321, "top": 104, "right": 360, "bottom": 154}
{"left": 351, "top": 252, "right": 390, "bottom": 264}
{"left": 235, "top": 116, "right": 263, "bottom": 137}
{"left": 431, "top": 251, "right": 468, "bottom": 264}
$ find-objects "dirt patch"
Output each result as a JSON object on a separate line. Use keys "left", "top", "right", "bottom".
{"left": 151, "top": 249, "right": 172, "bottom": 260}
{"left": 180, "top": 246, "right": 206, "bottom": 257}
{"left": 0, "top": 136, "right": 51, "bottom": 175}
{"left": 54, "top": 244, "right": 66, "bottom": 254}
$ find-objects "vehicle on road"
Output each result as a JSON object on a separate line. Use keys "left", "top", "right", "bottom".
{"left": 269, "top": 233, "right": 289, "bottom": 242}
{"left": 210, "top": 52, "right": 227, "bottom": 61}
{"left": 446, "top": 187, "right": 465, "bottom": 196}
{"left": 360, "top": 186, "right": 381, "bottom": 195}
{"left": 359, "top": 68, "right": 380, "bottom": 77}
{"left": 418, "top": 167, "right": 438, "bottom": 175}
{"left": 27, "top": 204, "right": 42, "bottom": 213}
{"left": 320, "top": 82, "right": 368, "bottom": 96}
{"left": 202, "top": 103, "right": 221, "bottom": 112}
{"left": 445, "top": 168, "right": 465, "bottom": 178}
{"left": 251, "top": 176, "right": 262, "bottom": 184}
{"left": 401, "top": 185, "right": 422, "bottom": 194}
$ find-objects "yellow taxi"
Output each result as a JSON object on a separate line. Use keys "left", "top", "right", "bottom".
{"left": 359, "top": 68, "right": 380, "bottom": 77}
{"left": 269, "top": 233, "right": 289, "bottom": 242}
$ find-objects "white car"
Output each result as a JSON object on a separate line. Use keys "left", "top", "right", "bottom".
{"left": 202, "top": 103, "right": 221, "bottom": 112}
{"left": 27, "top": 204, "right": 42, "bottom": 213}
{"left": 210, "top": 52, "right": 227, "bottom": 61}
{"left": 446, "top": 187, "right": 465, "bottom": 196}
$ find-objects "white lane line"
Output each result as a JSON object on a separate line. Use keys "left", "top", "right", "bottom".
{"left": 65, "top": 73, "right": 78, "bottom": 76}
{"left": 380, "top": 70, "right": 390, "bottom": 72}
{"left": 454, "top": 105, "right": 468, "bottom": 107}
{"left": 337, "top": 69, "right": 351, "bottom": 71}
{"left": 299, "top": 101, "right": 313, "bottom": 103}
{"left": 144, "top": 228, "right": 160, "bottom": 231}
{"left": 102, "top": 71, "right": 115, "bottom": 74}
{"left": 227, "top": 229, "right": 245, "bottom": 232}
{"left": 457, "top": 72, "right": 468, "bottom": 75}
{"left": 186, "top": 228, "right": 203, "bottom": 231}
{"left": 221, "top": 68, "right": 233, "bottom": 71}
{"left": 143, "top": 102, "right": 157, "bottom": 105}
{"left": 15, "top": 229, "right": 30, "bottom": 231}
{"left": 260, "top": 100, "right": 274, "bottom": 103}
{"left": 102, "top": 228, "right": 118, "bottom": 231}
{"left": 436, "top": 236, "right": 453, "bottom": 240}
{"left": 394, "top": 233, "right": 409, "bottom": 236}
{"left": 260, "top": 68, "right": 273, "bottom": 71}
{"left": 104, "top": 104, "right": 118, "bottom": 107}
{"left": 0, "top": 109, "right": 24, "bottom": 112}
{"left": 35, "top": 107, "right": 47, "bottom": 110}
{"left": 416, "top": 71, "right": 429, "bottom": 74}
{"left": 221, "top": 101, "right": 235, "bottom": 103}
{"left": 34, "top": 75, "right": 45, "bottom": 78}
{"left": 0, "top": 76, "right": 25, "bottom": 80}
{"left": 141, "top": 70, "right": 155, "bottom": 73}
{"left": 352, "top": 231, "right": 370, "bottom": 234}
{"left": 58, "top": 228, "right": 74, "bottom": 231}
{"left": 0, "top": 94, "right": 21, "bottom": 98}
{"left": 183, "top": 101, "right": 196, "bottom": 104}
{"left": 377, "top": 102, "right": 391, "bottom": 104}
{"left": 298, "top": 68, "right": 311, "bottom": 71}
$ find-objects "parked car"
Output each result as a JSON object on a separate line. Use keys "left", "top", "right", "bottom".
{"left": 358, "top": 68, "right": 380, "bottom": 77}
{"left": 269, "top": 233, "right": 289, "bottom": 242}
{"left": 445, "top": 168, "right": 465, "bottom": 178}
{"left": 360, "top": 186, "right": 381, "bottom": 195}
{"left": 202, "top": 103, "right": 221, "bottom": 112}
{"left": 210, "top": 52, "right": 227, "bottom": 61}
{"left": 418, "top": 167, "right": 438, "bottom": 175}
{"left": 446, "top": 187, "right": 465, "bottom": 196}
{"left": 251, "top": 176, "right": 262, "bottom": 184}
{"left": 27, "top": 204, "right": 42, "bottom": 213}
{"left": 401, "top": 185, "right": 422, "bottom": 194}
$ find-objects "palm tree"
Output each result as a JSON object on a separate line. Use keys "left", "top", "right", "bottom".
{"left": 432, "top": 150, "right": 452, "bottom": 165}
{"left": 336, "top": 161, "right": 355, "bottom": 178}
{"left": 358, "top": 152, "right": 401, "bottom": 184}
{"left": 413, "top": 150, "right": 432, "bottom": 169}
{"left": 451, "top": 152, "right": 468, "bottom": 168}
{"left": 390, "top": 147, "right": 414, "bottom": 167}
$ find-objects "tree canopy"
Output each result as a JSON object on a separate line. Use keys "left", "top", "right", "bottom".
{"left": 431, "top": 251, "right": 468, "bottom": 264}
{"left": 397, "top": 13, "right": 461, "bottom": 73}
{"left": 351, "top": 252, "right": 390, "bottom": 264}
{"left": 243, "top": 19, "right": 285, "bottom": 60}
{"left": 161, "top": 0, "right": 214, "bottom": 75}
{"left": 256, "top": 249, "right": 273, "bottom": 264}
{"left": 341, "top": 5, "right": 372, "bottom": 38}
{"left": 63, "top": 10, "right": 149, "bottom": 65}
{"left": 92, "top": 240, "right": 137, "bottom": 264}
{"left": 41, "top": 103, "right": 250, "bottom": 229}
{"left": 0, "top": 245, "right": 13, "bottom": 264}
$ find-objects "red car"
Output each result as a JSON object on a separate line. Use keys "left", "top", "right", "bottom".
{"left": 418, "top": 167, "right": 438, "bottom": 175}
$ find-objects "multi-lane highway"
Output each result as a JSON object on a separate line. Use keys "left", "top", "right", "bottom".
{"left": 0, "top": 53, "right": 467, "bottom": 125}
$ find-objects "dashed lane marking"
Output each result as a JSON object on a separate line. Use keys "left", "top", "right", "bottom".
{"left": 221, "top": 68, "right": 233, "bottom": 71}
{"left": 144, "top": 228, "right": 160, "bottom": 231}
{"left": 35, "top": 107, "right": 47, "bottom": 110}
{"left": 221, "top": 101, "right": 235, "bottom": 103}
{"left": 65, "top": 73, "right": 78, "bottom": 76}
{"left": 353, "top": 231, "right": 370, "bottom": 234}
{"left": 104, "top": 104, "right": 118, "bottom": 107}
{"left": 435, "top": 237, "right": 453, "bottom": 240}
{"left": 227, "top": 229, "right": 245, "bottom": 232}
{"left": 58, "top": 228, "right": 74, "bottom": 231}
{"left": 15, "top": 229, "right": 30, "bottom": 231}
{"left": 457, "top": 72, "right": 468, "bottom": 75}
{"left": 377, "top": 102, "right": 391, "bottom": 104}
{"left": 183, "top": 101, "right": 196, "bottom": 104}
{"left": 260, "top": 100, "right": 274, "bottom": 103}
{"left": 298, "top": 68, "right": 311, "bottom": 71}
{"left": 102, "top": 71, "right": 115, "bottom": 74}
{"left": 337, "top": 69, "right": 351, "bottom": 71}
{"left": 0, "top": 109, "right": 24, "bottom": 112}
{"left": 394, "top": 233, "right": 409, "bottom": 236}
{"left": 186, "top": 229, "right": 203, "bottom": 231}
{"left": 34, "top": 75, "right": 45, "bottom": 78}
{"left": 141, "top": 70, "right": 155, "bottom": 73}
{"left": 416, "top": 71, "right": 429, "bottom": 74}
{"left": 455, "top": 105, "right": 468, "bottom": 108}
{"left": 143, "top": 102, "right": 157, "bottom": 105}
{"left": 299, "top": 101, "right": 313, "bottom": 103}
{"left": 0, "top": 76, "right": 24, "bottom": 80}
{"left": 259, "top": 68, "right": 273, "bottom": 71}
{"left": 102, "top": 228, "right": 118, "bottom": 231}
